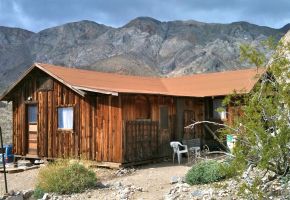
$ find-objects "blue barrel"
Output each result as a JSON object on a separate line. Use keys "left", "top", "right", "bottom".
{"left": 0, "top": 144, "right": 14, "bottom": 163}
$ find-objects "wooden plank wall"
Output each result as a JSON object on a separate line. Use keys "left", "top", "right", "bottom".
{"left": 121, "top": 94, "right": 176, "bottom": 161}
{"left": 9, "top": 67, "right": 212, "bottom": 164}
{"left": 10, "top": 68, "right": 123, "bottom": 163}
{"left": 181, "top": 97, "right": 204, "bottom": 140}
{"left": 227, "top": 105, "right": 243, "bottom": 126}
{"left": 124, "top": 120, "right": 159, "bottom": 163}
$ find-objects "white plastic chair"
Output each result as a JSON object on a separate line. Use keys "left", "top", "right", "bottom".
{"left": 170, "top": 141, "right": 189, "bottom": 164}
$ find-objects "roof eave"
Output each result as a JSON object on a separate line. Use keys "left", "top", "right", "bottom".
{"left": 0, "top": 64, "right": 36, "bottom": 101}
{"left": 35, "top": 63, "right": 85, "bottom": 97}
{"left": 0, "top": 63, "right": 86, "bottom": 101}
{"left": 73, "top": 86, "right": 118, "bottom": 96}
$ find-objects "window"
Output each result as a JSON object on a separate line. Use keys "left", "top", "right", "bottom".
{"left": 160, "top": 106, "right": 168, "bottom": 129}
{"left": 28, "top": 105, "right": 37, "bottom": 123}
{"left": 58, "top": 107, "right": 73, "bottom": 130}
{"left": 213, "top": 99, "right": 227, "bottom": 120}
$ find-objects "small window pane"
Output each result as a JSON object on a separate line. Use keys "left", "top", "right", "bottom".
{"left": 58, "top": 107, "right": 73, "bottom": 129}
{"left": 28, "top": 105, "right": 37, "bottom": 123}
{"left": 213, "top": 99, "right": 226, "bottom": 120}
{"left": 160, "top": 106, "right": 168, "bottom": 129}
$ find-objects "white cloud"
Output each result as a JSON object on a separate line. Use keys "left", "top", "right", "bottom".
{"left": 0, "top": 0, "right": 289, "bottom": 31}
{"left": 11, "top": 0, "right": 34, "bottom": 29}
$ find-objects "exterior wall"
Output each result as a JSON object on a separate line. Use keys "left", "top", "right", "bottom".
{"left": 121, "top": 94, "right": 176, "bottom": 162}
{"left": 10, "top": 68, "right": 122, "bottom": 163}
{"left": 120, "top": 94, "right": 205, "bottom": 163}
{"left": 9, "top": 68, "right": 226, "bottom": 164}
{"left": 175, "top": 97, "right": 204, "bottom": 141}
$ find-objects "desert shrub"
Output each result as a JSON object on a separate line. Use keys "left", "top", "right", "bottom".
{"left": 36, "top": 160, "right": 97, "bottom": 194}
{"left": 185, "top": 160, "right": 226, "bottom": 185}
{"left": 219, "top": 157, "right": 239, "bottom": 179}
{"left": 33, "top": 187, "right": 45, "bottom": 199}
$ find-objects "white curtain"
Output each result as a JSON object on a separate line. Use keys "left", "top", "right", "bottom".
{"left": 58, "top": 107, "right": 73, "bottom": 129}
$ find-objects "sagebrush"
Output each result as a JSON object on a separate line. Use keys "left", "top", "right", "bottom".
{"left": 185, "top": 160, "right": 226, "bottom": 185}
{"left": 35, "top": 160, "right": 97, "bottom": 195}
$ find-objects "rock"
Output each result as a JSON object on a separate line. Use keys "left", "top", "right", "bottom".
{"left": 170, "top": 176, "right": 179, "bottom": 184}
{"left": 96, "top": 182, "right": 109, "bottom": 188}
{"left": 191, "top": 190, "right": 204, "bottom": 197}
{"left": 115, "top": 167, "right": 136, "bottom": 176}
{"left": 6, "top": 195, "right": 23, "bottom": 200}
{"left": 178, "top": 176, "right": 185, "bottom": 183}
{"left": 136, "top": 187, "right": 143, "bottom": 192}
{"left": 8, "top": 190, "right": 15, "bottom": 196}
{"left": 17, "top": 160, "right": 32, "bottom": 167}
{"left": 114, "top": 181, "right": 122, "bottom": 189}
{"left": 164, "top": 193, "right": 179, "bottom": 200}
{"left": 42, "top": 193, "right": 50, "bottom": 200}
{"left": 22, "top": 189, "right": 34, "bottom": 199}
{"left": 122, "top": 187, "right": 130, "bottom": 195}
{"left": 51, "top": 196, "right": 59, "bottom": 200}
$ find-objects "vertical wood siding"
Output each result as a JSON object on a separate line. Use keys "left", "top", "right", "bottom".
{"left": 121, "top": 94, "right": 176, "bottom": 162}
{"left": 10, "top": 68, "right": 122, "bottom": 163}
{"left": 9, "top": 68, "right": 209, "bottom": 164}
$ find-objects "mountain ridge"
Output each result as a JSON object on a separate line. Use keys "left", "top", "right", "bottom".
{"left": 0, "top": 17, "right": 289, "bottom": 93}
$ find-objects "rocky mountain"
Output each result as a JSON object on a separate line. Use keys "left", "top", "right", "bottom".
{"left": 0, "top": 17, "right": 289, "bottom": 93}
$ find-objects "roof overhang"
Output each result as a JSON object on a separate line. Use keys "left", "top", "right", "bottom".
{"left": 0, "top": 63, "right": 266, "bottom": 101}
{"left": 0, "top": 63, "right": 86, "bottom": 101}
{"left": 73, "top": 86, "right": 119, "bottom": 96}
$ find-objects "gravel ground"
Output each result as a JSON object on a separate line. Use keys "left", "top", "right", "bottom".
{"left": 0, "top": 167, "right": 39, "bottom": 195}
{"left": 0, "top": 162, "right": 190, "bottom": 199}
{"left": 1, "top": 160, "right": 288, "bottom": 199}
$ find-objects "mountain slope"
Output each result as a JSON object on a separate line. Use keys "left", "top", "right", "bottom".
{"left": 0, "top": 17, "right": 289, "bottom": 93}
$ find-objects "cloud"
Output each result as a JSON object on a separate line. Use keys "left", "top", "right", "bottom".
{"left": 0, "top": 0, "right": 289, "bottom": 32}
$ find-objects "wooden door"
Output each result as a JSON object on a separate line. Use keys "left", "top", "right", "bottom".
{"left": 27, "top": 104, "right": 38, "bottom": 155}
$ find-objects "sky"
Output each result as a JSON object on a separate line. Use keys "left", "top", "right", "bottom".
{"left": 0, "top": 0, "right": 290, "bottom": 32}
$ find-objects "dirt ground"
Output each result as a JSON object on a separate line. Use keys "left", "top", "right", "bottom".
{"left": 0, "top": 167, "right": 39, "bottom": 194}
{"left": 0, "top": 161, "right": 190, "bottom": 199}
{"left": 107, "top": 162, "right": 190, "bottom": 199}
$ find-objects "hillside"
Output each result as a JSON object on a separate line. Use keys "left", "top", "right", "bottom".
{"left": 0, "top": 17, "right": 289, "bottom": 94}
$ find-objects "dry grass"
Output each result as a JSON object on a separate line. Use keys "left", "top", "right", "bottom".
{"left": 36, "top": 159, "right": 97, "bottom": 195}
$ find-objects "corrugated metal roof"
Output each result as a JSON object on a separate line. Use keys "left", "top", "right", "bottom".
{"left": 36, "top": 63, "right": 264, "bottom": 97}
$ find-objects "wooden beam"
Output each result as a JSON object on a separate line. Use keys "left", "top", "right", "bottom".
{"left": 73, "top": 86, "right": 118, "bottom": 96}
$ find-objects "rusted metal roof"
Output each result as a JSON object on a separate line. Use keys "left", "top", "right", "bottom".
{"left": 1, "top": 62, "right": 265, "bottom": 100}
{"left": 37, "top": 63, "right": 264, "bottom": 97}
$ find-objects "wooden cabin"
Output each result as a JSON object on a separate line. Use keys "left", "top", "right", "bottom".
{"left": 0, "top": 63, "right": 263, "bottom": 166}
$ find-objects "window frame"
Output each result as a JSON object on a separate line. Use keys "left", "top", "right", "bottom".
{"left": 212, "top": 98, "right": 227, "bottom": 120}
{"left": 27, "top": 104, "right": 38, "bottom": 124}
{"left": 57, "top": 105, "right": 74, "bottom": 131}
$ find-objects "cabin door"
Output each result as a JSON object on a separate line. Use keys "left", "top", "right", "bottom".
{"left": 27, "top": 104, "right": 38, "bottom": 155}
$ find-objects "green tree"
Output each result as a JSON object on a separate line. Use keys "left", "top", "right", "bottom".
{"left": 222, "top": 39, "right": 290, "bottom": 198}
